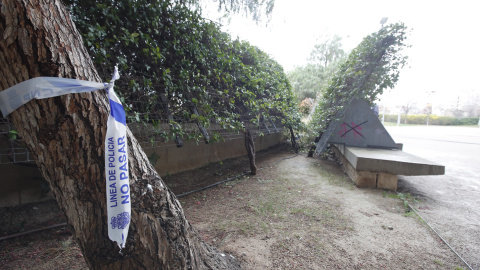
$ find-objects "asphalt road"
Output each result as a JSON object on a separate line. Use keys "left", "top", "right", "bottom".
{"left": 386, "top": 125, "right": 480, "bottom": 270}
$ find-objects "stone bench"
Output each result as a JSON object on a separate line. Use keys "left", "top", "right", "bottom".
{"left": 331, "top": 144, "right": 445, "bottom": 192}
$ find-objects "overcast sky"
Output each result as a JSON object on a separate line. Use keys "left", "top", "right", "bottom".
{"left": 204, "top": 0, "right": 480, "bottom": 113}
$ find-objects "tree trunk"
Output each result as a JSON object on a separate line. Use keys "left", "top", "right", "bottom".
{"left": 288, "top": 125, "right": 299, "bottom": 154}
{"left": 0, "top": 0, "right": 241, "bottom": 269}
{"left": 244, "top": 129, "right": 256, "bottom": 175}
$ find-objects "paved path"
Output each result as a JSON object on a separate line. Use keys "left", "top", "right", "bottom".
{"left": 386, "top": 125, "right": 480, "bottom": 270}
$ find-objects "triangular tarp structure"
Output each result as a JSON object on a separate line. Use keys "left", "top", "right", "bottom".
{"left": 315, "top": 98, "right": 398, "bottom": 155}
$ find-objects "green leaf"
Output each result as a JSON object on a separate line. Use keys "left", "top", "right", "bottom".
{"left": 7, "top": 130, "right": 18, "bottom": 140}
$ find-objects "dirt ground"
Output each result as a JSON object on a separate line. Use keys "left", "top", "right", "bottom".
{"left": 0, "top": 143, "right": 468, "bottom": 269}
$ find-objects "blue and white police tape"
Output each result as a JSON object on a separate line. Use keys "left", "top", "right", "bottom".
{"left": 0, "top": 76, "right": 107, "bottom": 117}
{"left": 0, "top": 67, "right": 130, "bottom": 249}
{"left": 104, "top": 67, "right": 130, "bottom": 249}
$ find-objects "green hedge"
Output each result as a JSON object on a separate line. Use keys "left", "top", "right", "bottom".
{"left": 383, "top": 114, "right": 479, "bottom": 126}
{"left": 66, "top": 0, "right": 301, "bottom": 143}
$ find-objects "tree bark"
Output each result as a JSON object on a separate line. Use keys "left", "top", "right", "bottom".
{"left": 288, "top": 125, "right": 299, "bottom": 154}
{"left": 244, "top": 129, "right": 256, "bottom": 175}
{"left": 0, "top": 0, "right": 241, "bottom": 269}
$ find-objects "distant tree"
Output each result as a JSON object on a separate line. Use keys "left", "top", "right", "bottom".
{"left": 450, "top": 108, "right": 464, "bottom": 118}
{"left": 309, "top": 35, "right": 346, "bottom": 69}
{"left": 287, "top": 36, "right": 347, "bottom": 104}
{"left": 463, "top": 104, "right": 480, "bottom": 117}
{"left": 401, "top": 99, "right": 417, "bottom": 123}
{"left": 287, "top": 64, "right": 322, "bottom": 103}
{"left": 462, "top": 93, "right": 480, "bottom": 117}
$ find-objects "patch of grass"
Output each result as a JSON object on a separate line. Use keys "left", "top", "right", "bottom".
{"left": 433, "top": 259, "right": 443, "bottom": 266}
{"left": 238, "top": 222, "right": 257, "bottom": 235}
{"left": 223, "top": 175, "right": 249, "bottom": 186}
{"left": 259, "top": 221, "right": 269, "bottom": 232}
{"left": 403, "top": 211, "right": 416, "bottom": 218}
{"left": 254, "top": 201, "right": 279, "bottom": 215}
{"left": 274, "top": 238, "right": 291, "bottom": 251}
{"left": 289, "top": 206, "right": 321, "bottom": 222}
{"left": 289, "top": 207, "right": 308, "bottom": 215}
{"left": 210, "top": 157, "right": 353, "bottom": 244}
{"left": 384, "top": 192, "right": 414, "bottom": 201}
{"left": 213, "top": 219, "right": 263, "bottom": 237}
{"left": 288, "top": 201, "right": 352, "bottom": 233}
{"left": 42, "top": 236, "right": 78, "bottom": 258}
{"left": 256, "top": 178, "right": 274, "bottom": 183}
{"left": 384, "top": 192, "right": 418, "bottom": 213}
{"left": 309, "top": 163, "right": 354, "bottom": 188}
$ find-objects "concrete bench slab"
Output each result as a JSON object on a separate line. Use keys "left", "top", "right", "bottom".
{"left": 337, "top": 145, "right": 445, "bottom": 176}
{"left": 331, "top": 144, "right": 445, "bottom": 192}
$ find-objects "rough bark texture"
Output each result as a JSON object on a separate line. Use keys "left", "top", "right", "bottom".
{"left": 244, "top": 129, "right": 256, "bottom": 175}
{"left": 0, "top": 0, "right": 241, "bottom": 269}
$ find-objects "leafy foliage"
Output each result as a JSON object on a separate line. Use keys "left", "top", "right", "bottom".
{"left": 310, "top": 23, "right": 410, "bottom": 134}
{"left": 299, "top": 98, "right": 314, "bottom": 115}
{"left": 287, "top": 37, "right": 346, "bottom": 105}
{"left": 209, "top": 0, "right": 275, "bottom": 23}
{"left": 7, "top": 130, "right": 18, "bottom": 141}
{"left": 66, "top": 0, "right": 299, "bottom": 143}
{"left": 309, "top": 35, "right": 346, "bottom": 69}
{"left": 287, "top": 64, "right": 322, "bottom": 102}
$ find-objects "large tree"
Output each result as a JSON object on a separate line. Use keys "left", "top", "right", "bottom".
{"left": 310, "top": 23, "right": 409, "bottom": 135}
{"left": 0, "top": 0, "right": 241, "bottom": 269}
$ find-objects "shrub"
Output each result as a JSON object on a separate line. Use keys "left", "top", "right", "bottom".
{"left": 383, "top": 114, "right": 479, "bottom": 126}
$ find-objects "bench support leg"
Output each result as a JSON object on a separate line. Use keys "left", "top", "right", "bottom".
{"left": 377, "top": 173, "right": 398, "bottom": 191}
{"left": 331, "top": 145, "right": 398, "bottom": 192}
